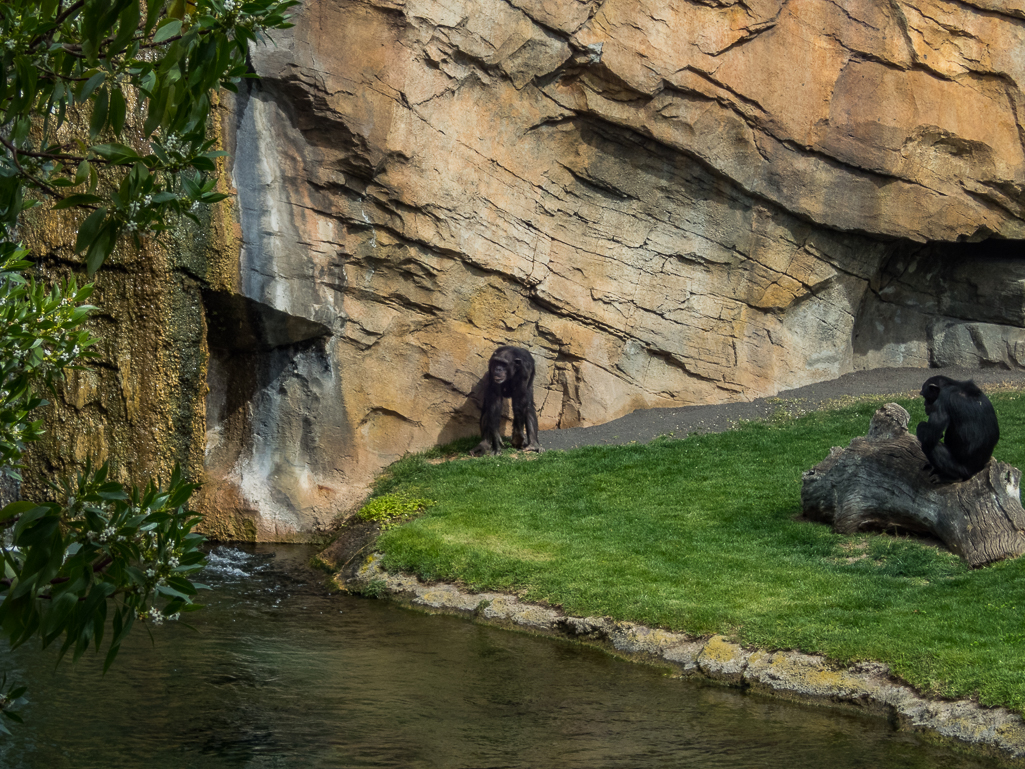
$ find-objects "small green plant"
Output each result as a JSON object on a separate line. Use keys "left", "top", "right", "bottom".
{"left": 361, "top": 578, "right": 388, "bottom": 599}
{"left": 357, "top": 493, "right": 433, "bottom": 530}
{"left": 474, "top": 598, "right": 493, "bottom": 616}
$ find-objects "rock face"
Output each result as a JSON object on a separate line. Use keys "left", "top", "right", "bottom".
{"left": 196, "top": 0, "right": 1025, "bottom": 538}
{"left": 19, "top": 200, "right": 209, "bottom": 513}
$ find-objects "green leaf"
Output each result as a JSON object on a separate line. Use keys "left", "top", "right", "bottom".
{"left": 143, "top": 0, "right": 164, "bottom": 31}
{"left": 143, "top": 76, "right": 167, "bottom": 135}
{"left": 155, "top": 584, "right": 191, "bottom": 600}
{"left": 90, "top": 143, "right": 140, "bottom": 163}
{"left": 74, "top": 208, "right": 108, "bottom": 254}
{"left": 89, "top": 87, "right": 109, "bottom": 138}
{"left": 74, "top": 160, "right": 92, "bottom": 186}
{"left": 41, "top": 0, "right": 61, "bottom": 21}
{"left": 110, "top": 1, "right": 142, "bottom": 53}
{"left": 42, "top": 592, "right": 79, "bottom": 635}
{"left": 0, "top": 501, "right": 39, "bottom": 523}
{"left": 13, "top": 57, "right": 39, "bottom": 114}
{"left": 109, "top": 89, "right": 127, "bottom": 136}
{"left": 52, "top": 194, "right": 105, "bottom": 210}
{"left": 7, "top": 686, "right": 27, "bottom": 700}
{"left": 85, "top": 222, "right": 120, "bottom": 275}
{"left": 153, "top": 19, "right": 182, "bottom": 43}
{"left": 78, "top": 71, "right": 106, "bottom": 102}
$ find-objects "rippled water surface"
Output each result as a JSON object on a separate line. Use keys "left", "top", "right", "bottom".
{"left": 0, "top": 546, "right": 1008, "bottom": 768}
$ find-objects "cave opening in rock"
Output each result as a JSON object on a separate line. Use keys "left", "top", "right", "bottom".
{"left": 853, "top": 239, "right": 1025, "bottom": 371}
{"left": 198, "top": 290, "right": 338, "bottom": 538}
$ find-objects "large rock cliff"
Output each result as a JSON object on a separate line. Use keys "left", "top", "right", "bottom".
{"left": 59, "top": 0, "right": 1025, "bottom": 539}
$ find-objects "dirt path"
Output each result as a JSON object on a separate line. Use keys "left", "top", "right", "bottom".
{"left": 540, "top": 366, "right": 1025, "bottom": 451}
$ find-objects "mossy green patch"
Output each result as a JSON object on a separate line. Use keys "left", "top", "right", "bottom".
{"left": 357, "top": 492, "right": 433, "bottom": 530}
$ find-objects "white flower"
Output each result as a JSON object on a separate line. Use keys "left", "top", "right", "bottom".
{"left": 162, "top": 132, "right": 185, "bottom": 157}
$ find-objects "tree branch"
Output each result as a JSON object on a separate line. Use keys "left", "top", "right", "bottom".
{"left": 0, "top": 137, "right": 62, "bottom": 198}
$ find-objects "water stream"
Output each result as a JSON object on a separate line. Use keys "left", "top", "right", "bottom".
{"left": 0, "top": 546, "right": 1008, "bottom": 768}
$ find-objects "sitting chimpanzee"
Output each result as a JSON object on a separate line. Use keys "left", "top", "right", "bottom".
{"left": 916, "top": 375, "right": 999, "bottom": 482}
{"left": 470, "top": 345, "right": 544, "bottom": 456}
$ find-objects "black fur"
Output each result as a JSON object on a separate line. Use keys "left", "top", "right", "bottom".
{"left": 470, "top": 346, "right": 543, "bottom": 456}
{"left": 915, "top": 376, "right": 999, "bottom": 482}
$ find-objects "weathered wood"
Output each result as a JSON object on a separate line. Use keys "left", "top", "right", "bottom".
{"left": 801, "top": 403, "right": 1025, "bottom": 567}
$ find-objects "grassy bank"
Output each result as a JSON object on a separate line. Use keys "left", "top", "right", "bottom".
{"left": 366, "top": 392, "right": 1025, "bottom": 713}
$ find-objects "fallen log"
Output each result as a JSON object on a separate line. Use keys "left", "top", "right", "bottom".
{"left": 800, "top": 403, "right": 1025, "bottom": 567}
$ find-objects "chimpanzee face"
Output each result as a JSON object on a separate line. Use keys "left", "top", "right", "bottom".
{"left": 491, "top": 360, "right": 510, "bottom": 384}
{"left": 921, "top": 376, "right": 954, "bottom": 414}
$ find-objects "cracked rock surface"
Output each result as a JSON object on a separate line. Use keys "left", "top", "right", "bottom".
{"left": 199, "top": 0, "right": 1025, "bottom": 537}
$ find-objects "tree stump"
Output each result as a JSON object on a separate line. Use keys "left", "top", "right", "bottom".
{"left": 801, "top": 403, "right": 1025, "bottom": 567}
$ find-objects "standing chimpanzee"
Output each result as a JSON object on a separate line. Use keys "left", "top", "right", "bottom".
{"left": 915, "top": 375, "right": 999, "bottom": 482}
{"left": 470, "top": 346, "right": 544, "bottom": 456}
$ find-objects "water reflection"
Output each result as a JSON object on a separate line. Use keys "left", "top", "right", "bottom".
{"left": 0, "top": 545, "right": 1009, "bottom": 768}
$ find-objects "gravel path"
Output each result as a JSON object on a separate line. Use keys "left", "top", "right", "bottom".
{"left": 539, "top": 366, "right": 1025, "bottom": 451}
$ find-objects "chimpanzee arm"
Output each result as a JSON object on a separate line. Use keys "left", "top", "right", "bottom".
{"left": 916, "top": 400, "right": 972, "bottom": 481}
{"left": 915, "top": 401, "right": 948, "bottom": 452}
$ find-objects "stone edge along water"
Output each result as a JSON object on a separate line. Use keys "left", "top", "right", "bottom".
{"left": 344, "top": 553, "right": 1025, "bottom": 764}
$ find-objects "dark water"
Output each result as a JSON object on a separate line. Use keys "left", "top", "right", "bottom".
{"left": 0, "top": 546, "right": 1008, "bottom": 768}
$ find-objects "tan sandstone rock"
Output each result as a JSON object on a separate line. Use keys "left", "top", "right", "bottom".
{"left": 181, "top": 0, "right": 1025, "bottom": 537}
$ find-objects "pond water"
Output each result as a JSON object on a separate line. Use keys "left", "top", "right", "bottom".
{"left": 0, "top": 545, "right": 1009, "bottom": 768}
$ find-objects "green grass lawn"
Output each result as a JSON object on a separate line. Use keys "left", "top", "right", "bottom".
{"left": 367, "top": 391, "right": 1025, "bottom": 713}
